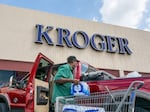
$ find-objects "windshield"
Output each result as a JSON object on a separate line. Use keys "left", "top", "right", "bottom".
{"left": 81, "top": 63, "right": 97, "bottom": 74}
{"left": 80, "top": 63, "right": 116, "bottom": 81}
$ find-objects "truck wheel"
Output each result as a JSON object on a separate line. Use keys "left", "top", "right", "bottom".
{"left": 135, "top": 107, "right": 149, "bottom": 112}
{"left": 0, "top": 103, "right": 7, "bottom": 112}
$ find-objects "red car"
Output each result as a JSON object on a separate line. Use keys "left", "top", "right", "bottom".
{"left": 0, "top": 53, "right": 149, "bottom": 112}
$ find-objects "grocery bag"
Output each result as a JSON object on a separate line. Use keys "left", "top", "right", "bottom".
{"left": 71, "top": 82, "right": 90, "bottom": 96}
{"left": 63, "top": 105, "right": 105, "bottom": 112}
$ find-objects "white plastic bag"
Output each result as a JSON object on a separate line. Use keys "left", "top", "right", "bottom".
{"left": 71, "top": 82, "right": 90, "bottom": 96}
{"left": 63, "top": 105, "right": 105, "bottom": 112}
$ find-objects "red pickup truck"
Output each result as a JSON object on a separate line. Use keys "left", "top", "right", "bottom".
{"left": 0, "top": 53, "right": 149, "bottom": 112}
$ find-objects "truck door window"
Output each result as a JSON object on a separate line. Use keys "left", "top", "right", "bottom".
{"left": 0, "top": 70, "right": 16, "bottom": 88}
{"left": 35, "top": 58, "right": 51, "bottom": 81}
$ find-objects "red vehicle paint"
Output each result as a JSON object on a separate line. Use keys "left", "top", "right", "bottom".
{"left": 0, "top": 53, "right": 149, "bottom": 112}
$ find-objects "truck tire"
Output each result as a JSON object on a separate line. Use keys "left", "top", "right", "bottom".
{"left": 0, "top": 103, "right": 7, "bottom": 112}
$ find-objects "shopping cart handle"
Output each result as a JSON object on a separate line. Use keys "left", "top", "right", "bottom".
{"left": 116, "top": 81, "right": 144, "bottom": 112}
{"left": 130, "top": 81, "right": 144, "bottom": 89}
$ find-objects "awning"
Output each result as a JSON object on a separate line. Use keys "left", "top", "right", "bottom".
{"left": 0, "top": 59, "right": 33, "bottom": 72}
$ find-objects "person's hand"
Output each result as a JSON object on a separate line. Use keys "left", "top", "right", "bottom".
{"left": 73, "top": 79, "right": 79, "bottom": 85}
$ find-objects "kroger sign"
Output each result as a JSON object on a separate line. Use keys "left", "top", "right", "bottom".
{"left": 35, "top": 24, "right": 132, "bottom": 55}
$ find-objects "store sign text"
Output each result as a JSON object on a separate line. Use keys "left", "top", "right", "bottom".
{"left": 35, "top": 24, "right": 132, "bottom": 55}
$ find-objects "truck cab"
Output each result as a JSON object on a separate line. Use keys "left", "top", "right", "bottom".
{"left": 0, "top": 53, "right": 54, "bottom": 112}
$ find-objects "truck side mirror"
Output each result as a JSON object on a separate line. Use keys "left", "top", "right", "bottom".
{"left": 9, "top": 76, "right": 13, "bottom": 87}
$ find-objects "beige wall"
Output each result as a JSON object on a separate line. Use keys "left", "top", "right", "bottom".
{"left": 0, "top": 5, "right": 150, "bottom": 75}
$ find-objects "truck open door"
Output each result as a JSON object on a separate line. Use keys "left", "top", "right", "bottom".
{"left": 25, "top": 53, "right": 54, "bottom": 112}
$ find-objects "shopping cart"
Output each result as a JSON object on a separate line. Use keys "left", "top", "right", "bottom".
{"left": 55, "top": 81, "right": 144, "bottom": 112}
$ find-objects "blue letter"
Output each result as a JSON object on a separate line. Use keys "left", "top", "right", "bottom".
{"left": 56, "top": 28, "right": 73, "bottom": 47}
{"left": 90, "top": 34, "right": 106, "bottom": 51}
{"left": 117, "top": 38, "right": 132, "bottom": 55}
{"left": 72, "top": 31, "right": 89, "bottom": 49}
{"left": 105, "top": 36, "right": 117, "bottom": 53}
{"left": 35, "top": 24, "right": 54, "bottom": 45}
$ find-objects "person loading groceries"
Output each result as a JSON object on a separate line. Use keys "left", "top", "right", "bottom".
{"left": 51, "top": 56, "right": 79, "bottom": 104}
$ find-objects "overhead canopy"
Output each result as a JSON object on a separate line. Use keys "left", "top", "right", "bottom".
{"left": 0, "top": 59, "right": 33, "bottom": 72}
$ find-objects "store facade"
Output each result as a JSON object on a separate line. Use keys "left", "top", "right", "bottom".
{"left": 0, "top": 4, "right": 150, "bottom": 79}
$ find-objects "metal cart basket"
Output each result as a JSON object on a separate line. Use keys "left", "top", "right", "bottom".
{"left": 55, "top": 81, "right": 144, "bottom": 112}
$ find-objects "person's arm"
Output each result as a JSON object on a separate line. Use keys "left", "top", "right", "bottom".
{"left": 55, "top": 78, "right": 79, "bottom": 85}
